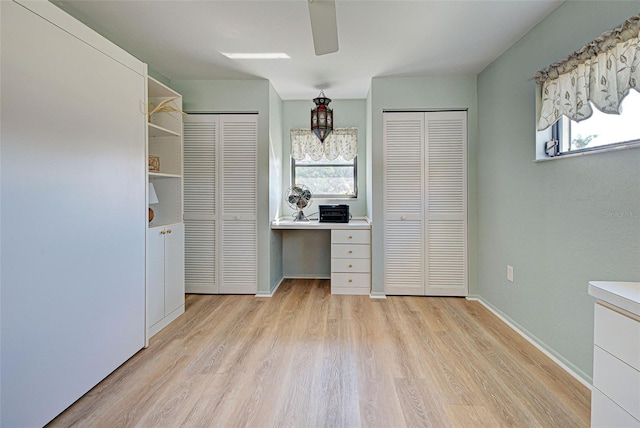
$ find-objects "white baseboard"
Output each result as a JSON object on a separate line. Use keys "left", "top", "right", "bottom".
{"left": 370, "top": 292, "right": 387, "bottom": 299}
{"left": 282, "top": 274, "right": 331, "bottom": 280}
{"left": 256, "top": 277, "right": 285, "bottom": 298}
{"left": 466, "top": 296, "right": 592, "bottom": 390}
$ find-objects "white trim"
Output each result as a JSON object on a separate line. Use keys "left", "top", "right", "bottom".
{"left": 466, "top": 296, "right": 592, "bottom": 389}
{"left": 16, "top": 0, "right": 145, "bottom": 75}
{"left": 369, "top": 292, "right": 387, "bottom": 299}
{"left": 283, "top": 275, "right": 331, "bottom": 280}
{"left": 534, "top": 140, "right": 640, "bottom": 162}
{"left": 256, "top": 277, "right": 286, "bottom": 298}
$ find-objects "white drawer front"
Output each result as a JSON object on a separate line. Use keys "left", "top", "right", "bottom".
{"left": 591, "top": 387, "right": 640, "bottom": 428}
{"left": 331, "top": 244, "right": 370, "bottom": 259}
{"left": 332, "top": 258, "right": 371, "bottom": 273}
{"left": 595, "top": 303, "right": 640, "bottom": 371}
{"left": 332, "top": 229, "right": 370, "bottom": 244}
{"left": 593, "top": 345, "right": 640, "bottom": 420}
{"left": 331, "top": 272, "right": 371, "bottom": 289}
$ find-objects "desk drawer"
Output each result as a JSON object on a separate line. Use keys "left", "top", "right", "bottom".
{"left": 331, "top": 229, "right": 370, "bottom": 244}
{"left": 331, "top": 244, "right": 370, "bottom": 259}
{"left": 331, "top": 272, "right": 370, "bottom": 289}
{"left": 332, "top": 258, "right": 370, "bottom": 273}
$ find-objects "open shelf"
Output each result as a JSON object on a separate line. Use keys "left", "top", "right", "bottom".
{"left": 149, "top": 122, "right": 179, "bottom": 138}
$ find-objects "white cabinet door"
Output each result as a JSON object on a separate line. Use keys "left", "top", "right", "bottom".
{"left": 147, "top": 224, "right": 185, "bottom": 337}
{"left": 383, "top": 113, "right": 425, "bottom": 295}
{"left": 147, "top": 227, "right": 166, "bottom": 327}
{"left": 164, "top": 223, "right": 185, "bottom": 314}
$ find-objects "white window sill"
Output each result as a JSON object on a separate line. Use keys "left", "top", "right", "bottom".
{"left": 534, "top": 141, "right": 640, "bottom": 162}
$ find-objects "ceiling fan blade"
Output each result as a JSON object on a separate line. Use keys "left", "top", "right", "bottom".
{"left": 308, "top": 0, "right": 339, "bottom": 56}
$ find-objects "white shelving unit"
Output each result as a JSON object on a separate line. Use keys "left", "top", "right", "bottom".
{"left": 146, "top": 76, "right": 185, "bottom": 339}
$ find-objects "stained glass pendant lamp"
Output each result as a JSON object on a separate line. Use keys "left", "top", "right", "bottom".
{"left": 311, "top": 90, "right": 333, "bottom": 142}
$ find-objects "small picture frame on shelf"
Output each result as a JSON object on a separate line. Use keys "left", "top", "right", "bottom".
{"left": 149, "top": 155, "right": 160, "bottom": 172}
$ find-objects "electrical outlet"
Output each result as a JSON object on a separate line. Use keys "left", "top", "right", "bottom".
{"left": 507, "top": 265, "right": 514, "bottom": 282}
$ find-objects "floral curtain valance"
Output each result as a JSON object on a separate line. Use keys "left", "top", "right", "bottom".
{"left": 535, "top": 14, "right": 640, "bottom": 131}
{"left": 290, "top": 128, "right": 358, "bottom": 161}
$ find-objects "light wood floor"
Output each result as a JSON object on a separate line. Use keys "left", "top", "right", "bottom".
{"left": 48, "top": 279, "right": 590, "bottom": 427}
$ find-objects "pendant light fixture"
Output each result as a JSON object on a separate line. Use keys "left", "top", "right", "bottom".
{"left": 311, "top": 90, "right": 333, "bottom": 142}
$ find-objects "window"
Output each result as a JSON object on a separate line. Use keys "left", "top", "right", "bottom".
{"left": 550, "top": 90, "right": 640, "bottom": 156}
{"left": 291, "top": 155, "right": 357, "bottom": 198}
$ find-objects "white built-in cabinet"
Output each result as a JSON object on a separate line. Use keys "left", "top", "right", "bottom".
{"left": 146, "top": 77, "right": 185, "bottom": 338}
{"left": 183, "top": 114, "right": 258, "bottom": 294}
{"left": 146, "top": 224, "right": 185, "bottom": 337}
{"left": 591, "top": 301, "right": 640, "bottom": 427}
{"left": 2, "top": 1, "right": 146, "bottom": 425}
{"left": 383, "top": 111, "right": 467, "bottom": 296}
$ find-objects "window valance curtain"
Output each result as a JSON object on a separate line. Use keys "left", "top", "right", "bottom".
{"left": 290, "top": 128, "right": 358, "bottom": 161}
{"left": 535, "top": 14, "right": 640, "bottom": 131}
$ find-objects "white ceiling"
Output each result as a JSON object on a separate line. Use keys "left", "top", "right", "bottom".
{"left": 54, "top": 0, "right": 562, "bottom": 100}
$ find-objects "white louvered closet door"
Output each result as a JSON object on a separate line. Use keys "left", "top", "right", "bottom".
{"left": 425, "top": 111, "right": 467, "bottom": 296}
{"left": 220, "top": 115, "right": 258, "bottom": 294}
{"left": 383, "top": 111, "right": 467, "bottom": 296}
{"left": 383, "top": 112, "right": 425, "bottom": 295}
{"left": 183, "top": 115, "right": 219, "bottom": 293}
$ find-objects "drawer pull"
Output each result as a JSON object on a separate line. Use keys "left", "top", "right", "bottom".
{"left": 348, "top": 235, "right": 353, "bottom": 239}
{"left": 167, "top": 229, "right": 172, "bottom": 234}
{"left": 348, "top": 250, "right": 353, "bottom": 254}
{"left": 160, "top": 230, "right": 166, "bottom": 235}
{"left": 348, "top": 279, "right": 353, "bottom": 283}
{"left": 349, "top": 264, "right": 353, "bottom": 268}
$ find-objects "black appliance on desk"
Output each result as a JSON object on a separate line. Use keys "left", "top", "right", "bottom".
{"left": 319, "top": 204, "right": 350, "bottom": 223}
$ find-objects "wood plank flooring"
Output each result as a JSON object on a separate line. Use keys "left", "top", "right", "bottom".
{"left": 48, "top": 279, "right": 590, "bottom": 427}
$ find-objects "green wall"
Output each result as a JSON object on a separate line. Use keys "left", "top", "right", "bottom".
{"left": 369, "top": 76, "right": 479, "bottom": 297}
{"left": 269, "top": 83, "right": 284, "bottom": 291}
{"left": 280, "top": 99, "right": 367, "bottom": 278}
{"left": 476, "top": 1, "right": 640, "bottom": 381}
{"left": 281, "top": 99, "right": 367, "bottom": 216}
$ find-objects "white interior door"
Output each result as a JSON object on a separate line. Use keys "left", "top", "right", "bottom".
{"left": 184, "top": 115, "right": 219, "bottom": 293}
{"left": 220, "top": 115, "right": 258, "bottom": 294}
{"left": 383, "top": 111, "right": 468, "bottom": 297}
{"left": 383, "top": 112, "right": 425, "bottom": 295}
{"left": 425, "top": 111, "right": 467, "bottom": 296}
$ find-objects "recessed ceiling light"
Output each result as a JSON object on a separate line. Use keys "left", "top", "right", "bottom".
{"left": 221, "top": 53, "right": 290, "bottom": 59}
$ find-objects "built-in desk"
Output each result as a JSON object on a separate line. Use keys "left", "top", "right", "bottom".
{"left": 271, "top": 218, "right": 371, "bottom": 230}
{"left": 271, "top": 218, "right": 371, "bottom": 295}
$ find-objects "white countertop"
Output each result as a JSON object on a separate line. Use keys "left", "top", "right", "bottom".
{"left": 588, "top": 281, "right": 640, "bottom": 316}
{"left": 271, "top": 217, "right": 371, "bottom": 230}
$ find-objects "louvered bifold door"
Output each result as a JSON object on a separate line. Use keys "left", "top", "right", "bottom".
{"left": 220, "top": 115, "right": 258, "bottom": 294}
{"left": 183, "top": 115, "right": 219, "bottom": 294}
{"left": 383, "top": 112, "right": 425, "bottom": 295}
{"left": 425, "top": 111, "right": 467, "bottom": 296}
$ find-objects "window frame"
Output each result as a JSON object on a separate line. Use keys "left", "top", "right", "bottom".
{"left": 551, "top": 117, "right": 640, "bottom": 157}
{"left": 290, "top": 155, "right": 358, "bottom": 199}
